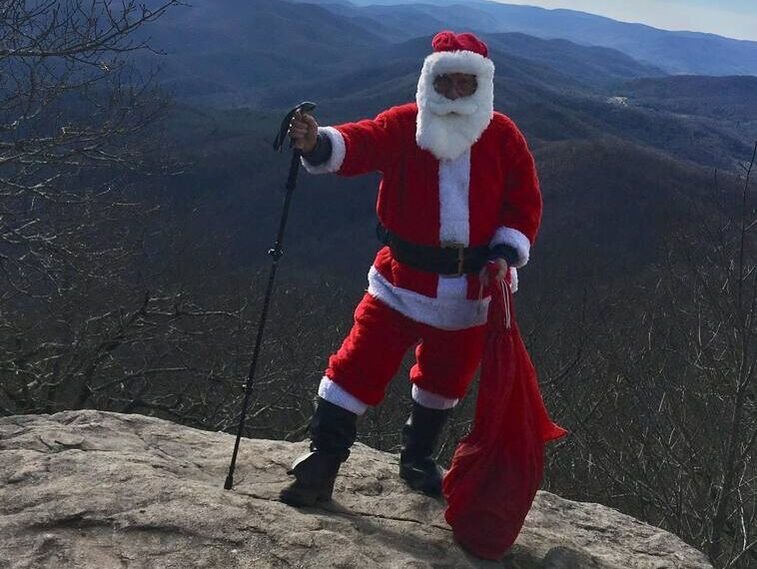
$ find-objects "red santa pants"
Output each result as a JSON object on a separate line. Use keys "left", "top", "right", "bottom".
{"left": 325, "top": 293, "right": 487, "bottom": 407}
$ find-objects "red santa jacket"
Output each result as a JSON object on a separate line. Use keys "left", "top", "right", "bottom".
{"left": 302, "top": 102, "right": 541, "bottom": 331}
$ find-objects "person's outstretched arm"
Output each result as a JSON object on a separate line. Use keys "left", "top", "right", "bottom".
{"left": 288, "top": 108, "right": 403, "bottom": 177}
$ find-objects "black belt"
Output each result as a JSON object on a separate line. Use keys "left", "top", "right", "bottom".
{"left": 376, "top": 223, "right": 489, "bottom": 276}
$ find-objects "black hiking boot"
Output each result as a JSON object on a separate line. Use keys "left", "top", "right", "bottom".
{"left": 399, "top": 401, "right": 452, "bottom": 497}
{"left": 279, "top": 397, "right": 357, "bottom": 507}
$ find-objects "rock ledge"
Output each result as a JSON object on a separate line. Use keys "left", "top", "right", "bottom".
{"left": 0, "top": 410, "right": 712, "bottom": 568}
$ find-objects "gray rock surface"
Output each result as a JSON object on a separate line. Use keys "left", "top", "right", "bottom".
{"left": 0, "top": 410, "right": 713, "bottom": 569}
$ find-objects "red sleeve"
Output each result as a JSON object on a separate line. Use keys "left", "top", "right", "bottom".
{"left": 490, "top": 124, "right": 542, "bottom": 268}
{"left": 300, "top": 107, "right": 406, "bottom": 177}
{"left": 335, "top": 107, "right": 404, "bottom": 176}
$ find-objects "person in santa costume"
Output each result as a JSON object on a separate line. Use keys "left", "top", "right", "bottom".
{"left": 280, "top": 30, "right": 541, "bottom": 507}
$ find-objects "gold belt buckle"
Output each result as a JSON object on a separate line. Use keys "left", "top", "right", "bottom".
{"left": 440, "top": 241, "right": 465, "bottom": 277}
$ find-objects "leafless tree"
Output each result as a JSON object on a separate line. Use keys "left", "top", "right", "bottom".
{"left": 0, "top": 0, "right": 196, "bottom": 414}
{"left": 669, "top": 144, "right": 756, "bottom": 567}
{"left": 0, "top": 0, "right": 180, "bottom": 296}
{"left": 541, "top": 144, "right": 755, "bottom": 569}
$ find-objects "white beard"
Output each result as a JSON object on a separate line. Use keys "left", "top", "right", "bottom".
{"left": 415, "top": 50, "right": 495, "bottom": 161}
{"left": 416, "top": 94, "right": 493, "bottom": 161}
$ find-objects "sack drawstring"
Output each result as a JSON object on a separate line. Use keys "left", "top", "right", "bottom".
{"left": 501, "top": 278, "right": 511, "bottom": 330}
{"left": 477, "top": 270, "right": 486, "bottom": 317}
{"left": 479, "top": 265, "right": 512, "bottom": 329}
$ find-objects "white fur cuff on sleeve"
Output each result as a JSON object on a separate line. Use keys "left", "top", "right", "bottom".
{"left": 300, "top": 126, "right": 346, "bottom": 174}
{"left": 490, "top": 226, "right": 531, "bottom": 268}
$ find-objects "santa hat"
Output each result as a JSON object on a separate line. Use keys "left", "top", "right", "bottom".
{"left": 416, "top": 31, "right": 495, "bottom": 109}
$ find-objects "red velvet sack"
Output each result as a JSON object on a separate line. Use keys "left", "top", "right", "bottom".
{"left": 443, "top": 276, "right": 567, "bottom": 560}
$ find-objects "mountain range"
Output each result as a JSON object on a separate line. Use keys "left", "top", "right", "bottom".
{"left": 146, "top": 0, "right": 757, "bottom": 105}
{"left": 143, "top": 0, "right": 754, "bottom": 294}
{"left": 300, "top": 0, "right": 757, "bottom": 76}
{"left": 144, "top": 0, "right": 754, "bottom": 171}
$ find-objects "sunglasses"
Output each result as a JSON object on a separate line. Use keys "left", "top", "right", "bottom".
{"left": 433, "top": 74, "right": 478, "bottom": 98}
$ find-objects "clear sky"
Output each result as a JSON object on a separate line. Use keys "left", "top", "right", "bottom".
{"left": 494, "top": 1, "right": 757, "bottom": 41}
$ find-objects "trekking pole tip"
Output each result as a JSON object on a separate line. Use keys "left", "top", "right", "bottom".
{"left": 224, "top": 474, "right": 234, "bottom": 490}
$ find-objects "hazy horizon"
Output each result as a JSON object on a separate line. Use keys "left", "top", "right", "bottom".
{"left": 492, "top": 0, "right": 757, "bottom": 41}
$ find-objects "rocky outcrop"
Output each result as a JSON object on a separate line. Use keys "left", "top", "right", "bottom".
{"left": 0, "top": 410, "right": 712, "bottom": 569}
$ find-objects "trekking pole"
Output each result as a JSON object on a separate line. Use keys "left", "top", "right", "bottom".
{"left": 224, "top": 101, "right": 317, "bottom": 490}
